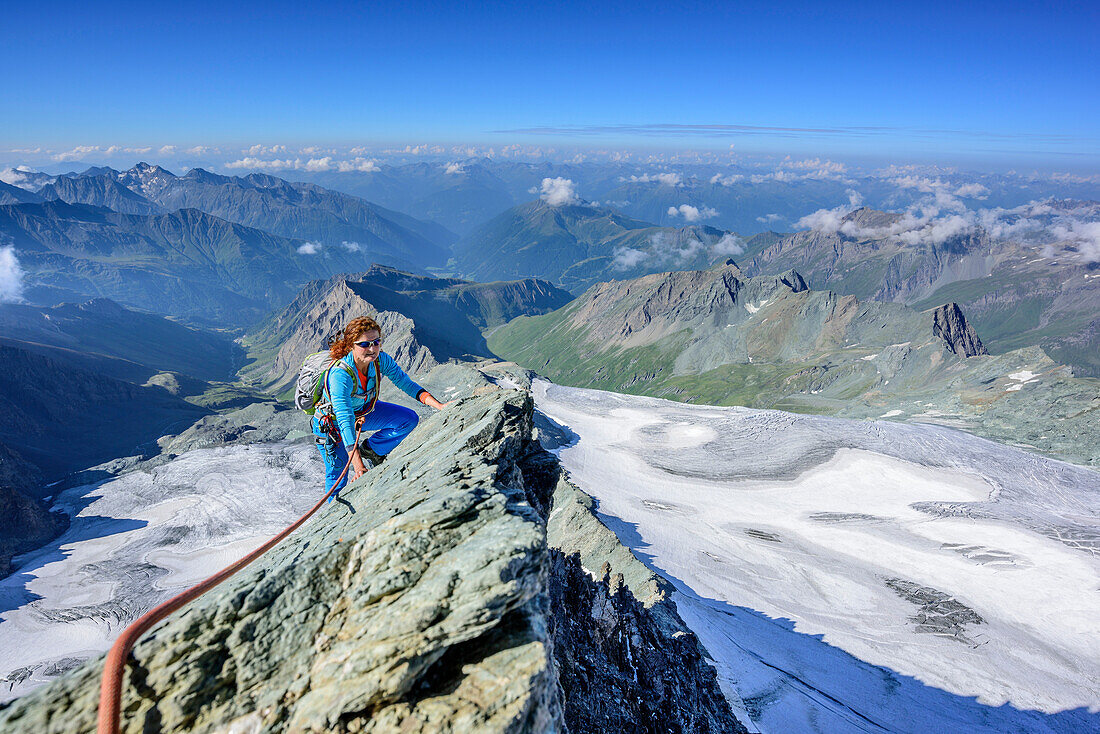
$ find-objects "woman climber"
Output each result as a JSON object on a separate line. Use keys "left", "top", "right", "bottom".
{"left": 311, "top": 316, "right": 447, "bottom": 495}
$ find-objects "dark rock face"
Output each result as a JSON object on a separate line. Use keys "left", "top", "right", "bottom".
{"left": 0, "top": 444, "right": 67, "bottom": 578}
{"left": 519, "top": 448, "right": 745, "bottom": 733}
{"left": 931, "top": 303, "right": 988, "bottom": 357}
{"left": 548, "top": 553, "right": 744, "bottom": 733}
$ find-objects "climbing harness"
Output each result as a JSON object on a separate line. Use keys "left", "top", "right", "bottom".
{"left": 96, "top": 420, "right": 365, "bottom": 734}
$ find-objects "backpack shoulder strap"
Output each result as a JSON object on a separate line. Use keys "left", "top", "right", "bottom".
{"left": 321, "top": 358, "right": 357, "bottom": 408}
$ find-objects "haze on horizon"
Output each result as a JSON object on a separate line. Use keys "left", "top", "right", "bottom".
{"left": 2, "top": 0, "right": 1098, "bottom": 174}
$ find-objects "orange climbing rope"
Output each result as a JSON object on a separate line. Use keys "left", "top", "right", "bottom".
{"left": 97, "top": 425, "right": 363, "bottom": 734}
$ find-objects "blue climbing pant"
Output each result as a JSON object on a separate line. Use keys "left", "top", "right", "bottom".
{"left": 312, "top": 401, "right": 420, "bottom": 495}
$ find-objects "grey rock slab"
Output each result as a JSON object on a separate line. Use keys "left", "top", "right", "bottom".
{"left": 0, "top": 390, "right": 559, "bottom": 733}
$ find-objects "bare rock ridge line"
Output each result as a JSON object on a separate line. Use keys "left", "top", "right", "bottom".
{"left": 0, "top": 383, "right": 743, "bottom": 733}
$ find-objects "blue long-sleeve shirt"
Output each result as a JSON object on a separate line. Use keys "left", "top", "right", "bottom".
{"left": 315, "top": 351, "right": 424, "bottom": 447}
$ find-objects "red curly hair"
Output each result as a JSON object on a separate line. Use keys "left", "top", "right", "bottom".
{"left": 329, "top": 316, "right": 383, "bottom": 361}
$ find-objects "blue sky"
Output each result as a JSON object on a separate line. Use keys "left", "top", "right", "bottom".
{"left": 3, "top": 0, "right": 1098, "bottom": 168}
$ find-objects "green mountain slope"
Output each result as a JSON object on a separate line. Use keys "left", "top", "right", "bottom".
{"left": 489, "top": 263, "right": 1099, "bottom": 466}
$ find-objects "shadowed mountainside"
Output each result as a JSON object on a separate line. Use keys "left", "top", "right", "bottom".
{"left": 0, "top": 298, "right": 243, "bottom": 384}
{"left": 0, "top": 344, "right": 209, "bottom": 485}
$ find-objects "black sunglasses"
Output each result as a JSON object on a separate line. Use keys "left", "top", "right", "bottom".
{"left": 355, "top": 338, "right": 383, "bottom": 349}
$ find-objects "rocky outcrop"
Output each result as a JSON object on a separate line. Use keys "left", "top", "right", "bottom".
{"left": 0, "top": 384, "right": 741, "bottom": 732}
{"left": 931, "top": 302, "right": 988, "bottom": 357}
{"left": 0, "top": 443, "right": 67, "bottom": 577}
{"left": 567, "top": 263, "right": 809, "bottom": 347}
{"left": 266, "top": 279, "right": 438, "bottom": 388}
{"left": 250, "top": 266, "right": 572, "bottom": 392}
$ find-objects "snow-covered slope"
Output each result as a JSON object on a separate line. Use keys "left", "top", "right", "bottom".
{"left": 534, "top": 380, "right": 1100, "bottom": 733}
{"left": 0, "top": 443, "right": 322, "bottom": 701}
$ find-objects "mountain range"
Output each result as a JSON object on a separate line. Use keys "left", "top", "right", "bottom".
{"left": 0, "top": 200, "right": 374, "bottom": 326}
{"left": 741, "top": 206, "right": 1100, "bottom": 377}
{"left": 35, "top": 163, "right": 455, "bottom": 265}
{"left": 452, "top": 199, "right": 772, "bottom": 293}
{"left": 489, "top": 262, "right": 1100, "bottom": 467}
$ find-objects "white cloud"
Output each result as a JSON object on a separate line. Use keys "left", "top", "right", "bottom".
{"left": 227, "top": 156, "right": 380, "bottom": 173}
{"left": 53, "top": 145, "right": 101, "bottom": 161}
{"left": 0, "top": 246, "right": 26, "bottom": 303}
{"left": 225, "top": 157, "right": 297, "bottom": 171}
{"left": 158, "top": 145, "right": 177, "bottom": 155}
{"left": 297, "top": 242, "right": 322, "bottom": 255}
{"left": 711, "top": 233, "right": 744, "bottom": 256}
{"left": 341, "top": 241, "right": 362, "bottom": 252}
{"left": 954, "top": 183, "right": 990, "bottom": 199}
{"left": 0, "top": 167, "right": 32, "bottom": 186}
{"left": 304, "top": 157, "right": 333, "bottom": 172}
{"left": 389, "top": 144, "right": 445, "bottom": 156}
{"left": 1050, "top": 219, "right": 1100, "bottom": 262}
{"left": 756, "top": 213, "right": 784, "bottom": 224}
{"left": 797, "top": 207, "right": 849, "bottom": 235}
{"left": 627, "top": 172, "right": 682, "bottom": 186}
{"left": 539, "top": 177, "right": 579, "bottom": 206}
{"left": 336, "top": 157, "right": 380, "bottom": 172}
{"left": 246, "top": 144, "right": 288, "bottom": 156}
{"left": 444, "top": 162, "right": 465, "bottom": 175}
{"left": 667, "top": 204, "right": 718, "bottom": 222}
{"left": 710, "top": 173, "right": 744, "bottom": 186}
{"left": 186, "top": 146, "right": 218, "bottom": 156}
{"left": 777, "top": 157, "right": 849, "bottom": 181}
{"left": 612, "top": 246, "right": 649, "bottom": 270}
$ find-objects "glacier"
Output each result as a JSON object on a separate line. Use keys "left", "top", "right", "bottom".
{"left": 0, "top": 442, "right": 323, "bottom": 702}
{"left": 534, "top": 380, "right": 1100, "bottom": 734}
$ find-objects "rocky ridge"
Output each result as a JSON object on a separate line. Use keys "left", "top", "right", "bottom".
{"left": 931, "top": 302, "right": 988, "bottom": 357}
{"left": 0, "top": 378, "right": 743, "bottom": 732}
{"left": 244, "top": 266, "right": 572, "bottom": 393}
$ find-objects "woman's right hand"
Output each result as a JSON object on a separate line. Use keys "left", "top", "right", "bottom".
{"left": 352, "top": 455, "right": 368, "bottom": 480}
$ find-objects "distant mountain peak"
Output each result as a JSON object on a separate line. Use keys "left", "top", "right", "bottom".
{"left": 181, "top": 167, "right": 228, "bottom": 184}
{"left": 119, "top": 162, "right": 179, "bottom": 199}
{"left": 841, "top": 207, "right": 905, "bottom": 229}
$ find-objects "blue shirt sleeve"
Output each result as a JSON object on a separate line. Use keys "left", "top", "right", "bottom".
{"left": 378, "top": 351, "right": 425, "bottom": 402}
{"left": 327, "top": 357, "right": 360, "bottom": 448}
